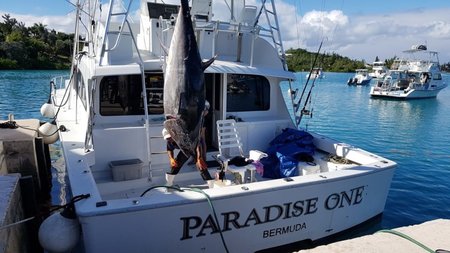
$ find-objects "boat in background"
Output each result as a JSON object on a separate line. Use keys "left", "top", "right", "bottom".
{"left": 348, "top": 69, "right": 372, "bottom": 85}
{"left": 306, "top": 67, "right": 324, "bottom": 79}
{"left": 369, "top": 61, "right": 387, "bottom": 79}
{"left": 37, "top": 0, "right": 396, "bottom": 252}
{"left": 370, "top": 45, "right": 447, "bottom": 99}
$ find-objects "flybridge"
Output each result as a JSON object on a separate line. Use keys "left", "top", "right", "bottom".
{"left": 146, "top": 2, "right": 179, "bottom": 19}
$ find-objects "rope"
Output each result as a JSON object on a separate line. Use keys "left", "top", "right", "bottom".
{"left": 326, "top": 154, "right": 352, "bottom": 164}
{"left": 0, "top": 121, "right": 18, "bottom": 129}
{"left": 49, "top": 193, "right": 91, "bottom": 213}
{"left": 0, "top": 216, "right": 35, "bottom": 231}
{"left": 141, "top": 185, "right": 230, "bottom": 253}
{"left": 0, "top": 120, "right": 66, "bottom": 137}
{"left": 0, "top": 194, "right": 90, "bottom": 231}
{"left": 377, "top": 229, "right": 435, "bottom": 253}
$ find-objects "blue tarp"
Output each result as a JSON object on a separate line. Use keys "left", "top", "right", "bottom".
{"left": 260, "top": 128, "right": 315, "bottom": 179}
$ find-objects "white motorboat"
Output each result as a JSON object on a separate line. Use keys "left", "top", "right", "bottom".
{"left": 369, "top": 61, "right": 387, "bottom": 79}
{"left": 370, "top": 45, "right": 447, "bottom": 99}
{"left": 347, "top": 69, "right": 372, "bottom": 85}
{"left": 306, "top": 67, "right": 324, "bottom": 79}
{"left": 38, "top": 0, "right": 396, "bottom": 252}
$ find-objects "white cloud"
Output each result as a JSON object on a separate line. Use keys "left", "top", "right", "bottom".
{"left": 2, "top": 1, "right": 450, "bottom": 63}
{"left": 282, "top": 6, "right": 450, "bottom": 63}
{"left": 0, "top": 11, "right": 75, "bottom": 33}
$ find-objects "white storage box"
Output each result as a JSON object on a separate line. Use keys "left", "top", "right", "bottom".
{"left": 298, "top": 161, "right": 320, "bottom": 175}
{"left": 109, "top": 158, "right": 144, "bottom": 181}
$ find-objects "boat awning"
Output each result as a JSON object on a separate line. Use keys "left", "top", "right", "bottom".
{"left": 206, "top": 60, "right": 296, "bottom": 80}
{"left": 92, "top": 60, "right": 296, "bottom": 80}
{"left": 94, "top": 64, "right": 142, "bottom": 76}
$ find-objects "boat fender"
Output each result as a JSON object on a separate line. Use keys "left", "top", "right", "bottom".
{"left": 38, "top": 121, "right": 60, "bottom": 144}
{"left": 38, "top": 194, "right": 90, "bottom": 253}
{"left": 40, "top": 81, "right": 56, "bottom": 118}
{"left": 40, "top": 103, "right": 55, "bottom": 118}
{"left": 38, "top": 204, "right": 80, "bottom": 253}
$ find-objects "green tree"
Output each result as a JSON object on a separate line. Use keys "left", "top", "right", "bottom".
{"left": 286, "top": 48, "right": 366, "bottom": 72}
{"left": 0, "top": 14, "right": 73, "bottom": 69}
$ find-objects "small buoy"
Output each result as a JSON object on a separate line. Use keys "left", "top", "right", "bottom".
{"left": 38, "top": 121, "right": 59, "bottom": 144}
{"left": 38, "top": 205, "right": 80, "bottom": 253}
{"left": 40, "top": 103, "right": 55, "bottom": 118}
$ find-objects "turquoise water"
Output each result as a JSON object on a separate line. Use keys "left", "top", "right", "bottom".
{"left": 0, "top": 70, "right": 69, "bottom": 206}
{"left": 0, "top": 70, "right": 68, "bottom": 120}
{"left": 289, "top": 72, "right": 450, "bottom": 232}
{"left": 1, "top": 70, "right": 450, "bottom": 243}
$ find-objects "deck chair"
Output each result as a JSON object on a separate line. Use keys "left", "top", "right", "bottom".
{"left": 215, "top": 119, "right": 267, "bottom": 184}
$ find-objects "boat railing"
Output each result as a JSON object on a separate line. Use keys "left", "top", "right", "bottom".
{"left": 51, "top": 75, "right": 71, "bottom": 91}
{"left": 158, "top": 17, "right": 283, "bottom": 67}
{"left": 151, "top": 0, "right": 287, "bottom": 68}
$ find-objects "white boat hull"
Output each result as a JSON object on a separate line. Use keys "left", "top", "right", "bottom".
{"left": 79, "top": 166, "right": 394, "bottom": 253}
{"left": 370, "top": 84, "right": 447, "bottom": 99}
{"left": 42, "top": 1, "right": 397, "bottom": 252}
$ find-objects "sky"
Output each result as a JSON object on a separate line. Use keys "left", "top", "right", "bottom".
{"left": 1, "top": 0, "right": 450, "bottom": 63}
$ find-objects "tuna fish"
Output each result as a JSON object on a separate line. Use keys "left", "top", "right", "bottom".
{"left": 163, "top": 0, "right": 214, "bottom": 157}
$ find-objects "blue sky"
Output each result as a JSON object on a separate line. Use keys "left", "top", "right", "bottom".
{"left": 2, "top": 0, "right": 449, "bottom": 16}
{"left": 1, "top": 0, "right": 450, "bottom": 62}
{"left": 1, "top": 1, "right": 74, "bottom": 16}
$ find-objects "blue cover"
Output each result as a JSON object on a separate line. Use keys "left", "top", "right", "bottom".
{"left": 260, "top": 128, "right": 315, "bottom": 179}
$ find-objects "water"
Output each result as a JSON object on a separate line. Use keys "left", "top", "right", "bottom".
{"left": 0, "top": 70, "right": 70, "bottom": 206}
{"left": 289, "top": 72, "right": 450, "bottom": 231}
{"left": 1, "top": 70, "right": 450, "bottom": 246}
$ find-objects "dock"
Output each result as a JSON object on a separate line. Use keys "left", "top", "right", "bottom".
{"left": 1, "top": 118, "right": 52, "bottom": 253}
{"left": 299, "top": 219, "right": 450, "bottom": 253}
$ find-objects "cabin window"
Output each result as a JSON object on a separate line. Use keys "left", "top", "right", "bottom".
{"left": 433, "top": 73, "right": 442, "bottom": 80}
{"left": 226, "top": 74, "right": 270, "bottom": 112}
{"left": 99, "top": 73, "right": 164, "bottom": 116}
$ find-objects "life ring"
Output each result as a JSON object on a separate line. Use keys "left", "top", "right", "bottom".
{"left": 420, "top": 73, "right": 429, "bottom": 84}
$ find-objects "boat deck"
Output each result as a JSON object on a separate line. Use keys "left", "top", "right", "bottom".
{"left": 93, "top": 149, "right": 358, "bottom": 200}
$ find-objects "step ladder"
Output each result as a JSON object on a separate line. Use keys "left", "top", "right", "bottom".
{"left": 98, "top": 0, "right": 154, "bottom": 181}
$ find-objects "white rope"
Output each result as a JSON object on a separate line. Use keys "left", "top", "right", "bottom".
{"left": 0, "top": 216, "right": 35, "bottom": 231}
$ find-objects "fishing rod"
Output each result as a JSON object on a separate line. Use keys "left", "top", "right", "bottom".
{"left": 298, "top": 51, "right": 326, "bottom": 125}
{"left": 295, "top": 39, "right": 324, "bottom": 114}
{"left": 297, "top": 39, "right": 325, "bottom": 126}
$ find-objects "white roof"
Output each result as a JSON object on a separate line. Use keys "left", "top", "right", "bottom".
{"left": 92, "top": 60, "right": 295, "bottom": 80}
{"left": 206, "top": 60, "right": 295, "bottom": 80}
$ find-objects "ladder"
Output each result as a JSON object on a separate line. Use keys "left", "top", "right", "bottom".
{"left": 254, "top": 0, "right": 288, "bottom": 71}
{"left": 98, "top": 0, "right": 135, "bottom": 64}
{"left": 98, "top": 0, "right": 154, "bottom": 181}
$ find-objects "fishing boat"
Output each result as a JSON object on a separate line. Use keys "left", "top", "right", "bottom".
{"left": 347, "top": 69, "right": 372, "bottom": 85}
{"left": 38, "top": 0, "right": 396, "bottom": 252}
{"left": 306, "top": 67, "right": 324, "bottom": 79}
{"left": 368, "top": 61, "right": 387, "bottom": 79}
{"left": 370, "top": 45, "right": 447, "bottom": 99}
